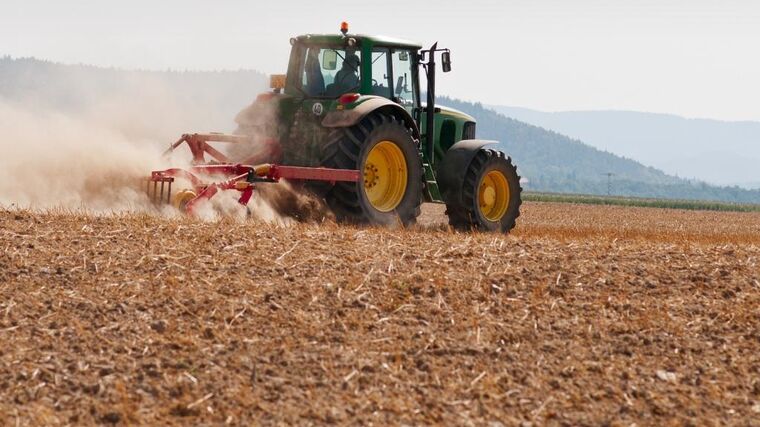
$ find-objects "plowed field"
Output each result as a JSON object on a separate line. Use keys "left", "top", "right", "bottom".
{"left": 1, "top": 202, "right": 759, "bottom": 426}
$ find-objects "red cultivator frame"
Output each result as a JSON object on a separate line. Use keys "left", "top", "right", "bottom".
{"left": 148, "top": 133, "right": 359, "bottom": 215}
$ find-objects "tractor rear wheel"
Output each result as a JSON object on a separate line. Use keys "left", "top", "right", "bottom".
{"left": 320, "top": 112, "right": 423, "bottom": 226}
{"left": 446, "top": 149, "right": 521, "bottom": 233}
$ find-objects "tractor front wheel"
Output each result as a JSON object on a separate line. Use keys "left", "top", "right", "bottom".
{"left": 446, "top": 149, "right": 522, "bottom": 233}
{"left": 320, "top": 112, "right": 423, "bottom": 226}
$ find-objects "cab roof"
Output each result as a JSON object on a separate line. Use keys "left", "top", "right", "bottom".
{"left": 295, "top": 33, "right": 422, "bottom": 50}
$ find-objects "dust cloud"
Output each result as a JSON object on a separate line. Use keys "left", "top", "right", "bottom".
{"left": 255, "top": 181, "right": 335, "bottom": 224}
{"left": 226, "top": 97, "right": 282, "bottom": 164}
{"left": 0, "top": 100, "right": 166, "bottom": 211}
{"left": 0, "top": 62, "right": 269, "bottom": 215}
{"left": 0, "top": 95, "right": 332, "bottom": 224}
{"left": 227, "top": 98, "right": 335, "bottom": 224}
{"left": 0, "top": 60, "right": 332, "bottom": 224}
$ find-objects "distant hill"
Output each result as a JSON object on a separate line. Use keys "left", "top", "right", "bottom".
{"left": 441, "top": 98, "right": 760, "bottom": 203}
{"left": 2, "top": 56, "right": 759, "bottom": 203}
{"left": 0, "top": 56, "right": 268, "bottom": 139}
{"left": 488, "top": 105, "right": 760, "bottom": 188}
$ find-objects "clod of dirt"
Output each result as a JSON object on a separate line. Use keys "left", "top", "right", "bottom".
{"left": 100, "top": 412, "right": 121, "bottom": 424}
{"left": 150, "top": 320, "right": 167, "bottom": 333}
{"left": 170, "top": 405, "right": 200, "bottom": 417}
{"left": 203, "top": 327, "right": 215, "bottom": 339}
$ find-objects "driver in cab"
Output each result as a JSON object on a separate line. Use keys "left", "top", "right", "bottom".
{"left": 333, "top": 54, "right": 360, "bottom": 92}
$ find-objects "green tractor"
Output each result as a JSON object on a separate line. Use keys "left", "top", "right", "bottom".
{"left": 235, "top": 23, "right": 522, "bottom": 232}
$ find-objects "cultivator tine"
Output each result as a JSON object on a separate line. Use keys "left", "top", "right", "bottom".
{"left": 146, "top": 176, "right": 174, "bottom": 206}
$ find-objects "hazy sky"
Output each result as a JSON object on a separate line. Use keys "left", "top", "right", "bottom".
{"left": 2, "top": 0, "right": 759, "bottom": 121}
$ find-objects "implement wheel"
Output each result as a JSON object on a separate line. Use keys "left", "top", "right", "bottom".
{"left": 446, "top": 149, "right": 521, "bottom": 233}
{"left": 172, "top": 189, "right": 197, "bottom": 213}
{"left": 320, "top": 112, "right": 423, "bottom": 226}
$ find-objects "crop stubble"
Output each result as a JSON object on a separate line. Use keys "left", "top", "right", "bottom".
{"left": 1, "top": 202, "right": 758, "bottom": 425}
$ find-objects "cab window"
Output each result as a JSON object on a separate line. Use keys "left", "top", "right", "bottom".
{"left": 391, "top": 50, "right": 416, "bottom": 107}
{"left": 300, "top": 46, "right": 361, "bottom": 97}
{"left": 370, "top": 49, "right": 391, "bottom": 98}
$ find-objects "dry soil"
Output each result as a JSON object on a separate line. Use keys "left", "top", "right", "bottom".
{"left": 1, "top": 202, "right": 759, "bottom": 426}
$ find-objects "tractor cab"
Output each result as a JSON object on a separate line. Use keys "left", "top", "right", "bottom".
{"left": 273, "top": 24, "right": 471, "bottom": 166}
{"left": 281, "top": 31, "right": 422, "bottom": 115}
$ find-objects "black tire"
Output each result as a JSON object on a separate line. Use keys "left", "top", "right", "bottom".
{"left": 320, "top": 112, "right": 423, "bottom": 226}
{"left": 446, "top": 149, "right": 522, "bottom": 233}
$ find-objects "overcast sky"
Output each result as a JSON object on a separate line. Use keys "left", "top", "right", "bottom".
{"left": 2, "top": 0, "right": 758, "bottom": 121}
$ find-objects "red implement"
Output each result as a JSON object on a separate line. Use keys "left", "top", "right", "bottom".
{"left": 148, "top": 162, "right": 359, "bottom": 215}
{"left": 149, "top": 132, "right": 359, "bottom": 215}
{"left": 165, "top": 133, "right": 282, "bottom": 165}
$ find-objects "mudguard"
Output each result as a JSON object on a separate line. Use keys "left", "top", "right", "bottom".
{"left": 322, "top": 96, "right": 419, "bottom": 138}
{"left": 437, "top": 139, "right": 498, "bottom": 206}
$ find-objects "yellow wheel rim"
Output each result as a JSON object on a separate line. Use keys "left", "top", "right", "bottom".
{"left": 363, "top": 141, "right": 408, "bottom": 212}
{"left": 478, "top": 170, "right": 510, "bottom": 221}
{"left": 172, "top": 189, "right": 197, "bottom": 212}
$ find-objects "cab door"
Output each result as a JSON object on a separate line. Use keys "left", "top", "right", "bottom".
{"left": 389, "top": 49, "right": 418, "bottom": 117}
{"left": 369, "top": 48, "right": 392, "bottom": 98}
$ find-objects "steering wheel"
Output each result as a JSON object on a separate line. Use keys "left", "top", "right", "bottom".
{"left": 372, "top": 78, "right": 379, "bottom": 86}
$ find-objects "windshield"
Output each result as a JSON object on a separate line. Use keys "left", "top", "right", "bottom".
{"left": 298, "top": 46, "right": 361, "bottom": 98}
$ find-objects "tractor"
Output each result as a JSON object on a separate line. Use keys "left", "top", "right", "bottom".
{"left": 151, "top": 22, "right": 521, "bottom": 232}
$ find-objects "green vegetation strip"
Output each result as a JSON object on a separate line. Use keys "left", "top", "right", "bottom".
{"left": 524, "top": 192, "right": 760, "bottom": 212}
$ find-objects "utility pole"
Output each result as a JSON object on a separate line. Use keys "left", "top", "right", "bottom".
{"left": 601, "top": 172, "right": 615, "bottom": 196}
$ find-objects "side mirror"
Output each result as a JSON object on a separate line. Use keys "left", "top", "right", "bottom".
{"left": 322, "top": 50, "right": 338, "bottom": 70}
{"left": 442, "top": 51, "right": 452, "bottom": 73}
